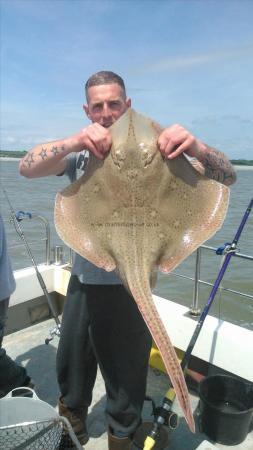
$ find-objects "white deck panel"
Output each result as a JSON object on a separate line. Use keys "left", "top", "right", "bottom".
{"left": 153, "top": 295, "right": 253, "bottom": 382}
{"left": 9, "top": 265, "right": 253, "bottom": 382}
{"left": 3, "top": 318, "right": 253, "bottom": 450}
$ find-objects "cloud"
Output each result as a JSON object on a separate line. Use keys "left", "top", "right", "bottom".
{"left": 135, "top": 44, "right": 253, "bottom": 74}
{"left": 187, "top": 114, "right": 253, "bottom": 159}
{"left": 4, "top": 136, "right": 17, "bottom": 144}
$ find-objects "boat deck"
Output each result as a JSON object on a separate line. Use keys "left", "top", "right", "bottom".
{"left": 3, "top": 318, "right": 253, "bottom": 450}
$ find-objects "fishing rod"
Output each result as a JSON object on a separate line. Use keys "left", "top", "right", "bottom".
{"left": 141, "top": 197, "right": 253, "bottom": 450}
{"left": 2, "top": 188, "right": 61, "bottom": 344}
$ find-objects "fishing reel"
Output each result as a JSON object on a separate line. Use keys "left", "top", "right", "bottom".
{"left": 133, "top": 396, "right": 179, "bottom": 449}
{"left": 45, "top": 323, "right": 61, "bottom": 345}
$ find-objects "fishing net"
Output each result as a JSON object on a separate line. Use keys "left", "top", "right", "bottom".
{"left": 0, "top": 417, "right": 80, "bottom": 450}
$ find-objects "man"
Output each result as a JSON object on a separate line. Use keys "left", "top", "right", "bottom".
{"left": 19, "top": 71, "right": 236, "bottom": 449}
{"left": 0, "top": 214, "right": 34, "bottom": 398}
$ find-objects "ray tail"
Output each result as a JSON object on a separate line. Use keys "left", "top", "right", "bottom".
{"left": 122, "top": 264, "right": 195, "bottom": 433}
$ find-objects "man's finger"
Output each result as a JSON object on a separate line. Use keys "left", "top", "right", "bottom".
{"left": 86, "top": 137, "right": 104, "bottom": 159}
{"left": 166, "top": 138, "right": 192, "bottom": 159}
{"left": 157, "top": 135, "right": 168, "bottom": 152}
{"left": 89, "top": 128, "right": 112, "bottom": 155}
{"left": 104, "top": 135, "right": 112, "bottom": 153}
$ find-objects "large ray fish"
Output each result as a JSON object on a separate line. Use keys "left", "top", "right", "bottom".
{"left": 55, "top": 108, "right": 229, "bottom": 432}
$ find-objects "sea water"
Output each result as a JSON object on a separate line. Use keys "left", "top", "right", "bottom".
{"left": 1, "top": 160, "right": 252, "bottom": 329}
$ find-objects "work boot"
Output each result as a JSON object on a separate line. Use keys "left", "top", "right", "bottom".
{"left": 58, "top": 396, "right": 89, "bottom": 447}
{"left": 108, "top": 427, "right": 133, "bottom": 450}
{"left": 0, "top": 351, "right": 34, "bottom": 398}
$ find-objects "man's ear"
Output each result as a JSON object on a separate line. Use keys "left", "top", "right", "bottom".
{"left": 83, "top": 104, "right": 90, "bottom": 119}
{"left": 126, "top": 97, "right": 131, "bottom": 108}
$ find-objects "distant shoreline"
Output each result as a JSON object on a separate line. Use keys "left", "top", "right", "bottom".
{"left": 233, "top": 165, "right": 253, "bottom": 170}
{"left": 1, "top": 157, "right": 253, "bottom": 170}
{"left": 0, "top": 157, "right": 21, "bottom": 161}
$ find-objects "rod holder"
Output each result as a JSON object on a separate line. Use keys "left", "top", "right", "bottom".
{"left": 52, "top": 245, "right": 64, "bottom": 265}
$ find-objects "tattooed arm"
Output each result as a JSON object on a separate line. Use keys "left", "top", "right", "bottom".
{"left": 158, "top": 124, "right": 236, "bottom": 186}
{"left": 19, "top": 139, "right": 70, "bottom": 178}
{"left": 19, "top": 123, "right": 112, "bottom": 178}
{"left": 193, "top": 145, "right": 236, "bottom": 186}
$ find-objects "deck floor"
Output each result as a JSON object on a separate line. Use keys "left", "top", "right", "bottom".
{"left": 3, "top": 318, "right": 253, "bottom": 450}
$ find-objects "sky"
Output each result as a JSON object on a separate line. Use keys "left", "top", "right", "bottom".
{"left": 1, "top": 0, "right": 253, "bottom": 159}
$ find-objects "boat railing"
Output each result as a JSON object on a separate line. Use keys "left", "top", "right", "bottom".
{"left": 4, "top": 214, "right": 51, "bottom": 265}
{"left": 5, "top": 213, "right": 74, "bottom": 267}
{"left": 170, "top": 245, "right": 253, "bottom": 316}
{"left": 6, "top": 213, "right": 252, "bottom": 317}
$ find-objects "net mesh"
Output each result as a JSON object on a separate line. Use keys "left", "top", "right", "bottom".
{"left": 0, "top": 418, "right": 78, "bottom": 450}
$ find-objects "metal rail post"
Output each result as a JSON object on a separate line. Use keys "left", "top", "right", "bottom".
{"left": 190, "top": 247, "right": 201, "bottom": 316}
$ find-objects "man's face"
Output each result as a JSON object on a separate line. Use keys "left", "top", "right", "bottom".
{"left": 83, "top": 83, "right": 131, "bottom": 128}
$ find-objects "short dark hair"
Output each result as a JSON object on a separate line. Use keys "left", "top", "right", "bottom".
{"left": 85, "top": 71, "right": 126, "bottom": 101}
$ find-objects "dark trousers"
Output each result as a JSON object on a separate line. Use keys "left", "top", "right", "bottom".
{"left": 0, "top": 298, "right": 28, "bottom": 397}
{"left": 57, "top": 275, "right": 152, "bottom": 436}
{"left": 0, "top": 298, "right": 9, "bottom": 350}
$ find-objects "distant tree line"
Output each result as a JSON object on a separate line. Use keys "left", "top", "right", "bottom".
{"left": 0, "top": 150, "right": 253, "bottom": 166}
{"left": 0, "top": 150, "right": 27, "bottom": 158}
{"left": 230, "top": 159, "right": 253, "bottom": 166}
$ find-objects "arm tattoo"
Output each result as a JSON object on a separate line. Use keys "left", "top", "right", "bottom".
{"left": 22, "top": 143, "right": 66, "bottom": 168}
{"left": 23, "top": 152, "right": 35, "bottom": 167}
{"left": 51, "top": 146, "right": 60, "bottom": 156}
{"left": 50, "top": 145, "right": 66, "bottom": 155}
{"left": 201, "top": 147, "right": 236, "bottom": 186}
{"left": 39, "top": 147, "right": 47, "bottom": 160}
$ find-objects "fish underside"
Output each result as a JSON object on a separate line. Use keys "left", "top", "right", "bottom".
{"left": 55, "top": 108, "right": 229, "bottom": 432}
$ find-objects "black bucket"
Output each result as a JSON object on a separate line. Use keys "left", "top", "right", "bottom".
{"left": 199, "top": 374, "right": 253, "bottom": 445}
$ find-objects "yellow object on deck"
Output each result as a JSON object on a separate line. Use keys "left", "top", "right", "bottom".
{"left": 143, "top": 435, "right": 156, "bottom": 450}
{"left": 149, "top": 342, "right": 184, "bottom": 374}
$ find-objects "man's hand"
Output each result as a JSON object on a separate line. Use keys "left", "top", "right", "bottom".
{"left": 157, "top": 124, "right": 206, "bottom": 160}
{"left": 157, "top": 123, "right": 236, "bottom": 186}
{"left": 77, "top": 123, "right": 112, "bottom": 159}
